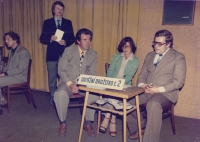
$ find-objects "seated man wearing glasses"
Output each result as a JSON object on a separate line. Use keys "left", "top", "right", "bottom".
{"left": 127, "top": 29, "right": 186, "bottom": 142}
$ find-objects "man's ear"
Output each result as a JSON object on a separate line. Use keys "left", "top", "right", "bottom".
{"left": 166, "top": 42, "right": 171, "bottom": 48}
{"left": 77, "top": 40, "right": 80, "bottom": 45}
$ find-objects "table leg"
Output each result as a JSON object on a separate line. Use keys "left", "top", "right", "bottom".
{"left": 97, "top": 94, "right": 102, "bottom": 134}
{"left": 123, "top": 99, "right": 127, "bottom": 142}
{"left": 78, "top": 91, "right": 89, "bottom": 142}
{"left": 136, "top": 95, "right": 142, "bottom": 142}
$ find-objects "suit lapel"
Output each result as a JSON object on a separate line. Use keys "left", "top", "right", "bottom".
{"left": 147, "top": 53, "right": 156, "bottom": 72}
{"left": 72, "top": 46, "right": 80, "bottom": 70}
{"left": 154, "top": 49, "right": 175, "bottom": 73}
{"left": 80, "top": 48, "right": 91, "bottom": 72}
{"left": 116, "top": 55, "right": 123, "bottom": 73}
{"left": 124, "top": 59, "right": 133, "bottom": 76}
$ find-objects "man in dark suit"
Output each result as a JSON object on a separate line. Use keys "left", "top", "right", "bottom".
{"left": 0, "top": 31, "right": 31, "bottom": 115}
{"left": 54, "top": 28, "right": 99, "bottom": 137}
{"left": 127, "top": 30, "right": 186, "bottom": 142}
{"left": 40, "top": 1, "right": 75, "bottom": 108}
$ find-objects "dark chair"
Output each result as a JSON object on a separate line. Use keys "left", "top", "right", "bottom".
{"left": 2, "top": 59, "right": 37, "bottom": 113}
{"left": 68, "top": 93, "right": 84, "bottom": 115}
{"left": 140, "top": 103, "right": 176, "bottom": 135}
{"left": 105, "top": 63, "right": 110, "bottom": 74}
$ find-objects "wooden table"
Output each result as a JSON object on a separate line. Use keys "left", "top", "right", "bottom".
{"left": 78, "top": 86, "right": 144, "bottom": 142}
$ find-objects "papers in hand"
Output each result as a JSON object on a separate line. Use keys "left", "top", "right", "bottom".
{"left": 55, "top": 29, "right": 64, "bottom": 42}
{"left": 95, "top": 98, "right": 133, "bottom": 110}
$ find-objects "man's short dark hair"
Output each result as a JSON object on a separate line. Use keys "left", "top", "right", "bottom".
{"left": 117, "top": 37, "right": 137, "bottom": 53}
{"left": 51, "top": 1, "right": 65, "bottom": 16}
{"left": 3, "top": 31, "right": 21, "bottom": 44}
{"left": 75, "top": 28, "right": 93, "bottom": 44}
{"left": 153, "top": 30, "right": 173, "bottom": 48}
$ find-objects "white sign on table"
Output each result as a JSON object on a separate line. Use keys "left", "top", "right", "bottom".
{"left": 77, "top": 74, "right": 125, "bottom": 90}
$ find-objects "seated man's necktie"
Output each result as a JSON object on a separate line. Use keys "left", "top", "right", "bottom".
{"left": 76, "top": 52, "right": 85, "bottom": 83}
{"left": 57, "top": 20, "right": 61, "bottom": 29}
{"left": 154, "top": 54, "right": 163, "bottom": 67}
{"left": 80, "top": 51, "right": 84, "bottom": 69}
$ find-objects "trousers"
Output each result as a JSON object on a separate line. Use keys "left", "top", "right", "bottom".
{"left": 54, "top": 83, "right": 99, "bottom": 122}
{"left": 127, "top": 93, "right": 172, "bottom": 142}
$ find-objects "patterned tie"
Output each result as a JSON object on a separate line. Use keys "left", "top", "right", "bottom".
{"left": 154, "top": 54, "right": 163, "bottom": 67}
{"left": 76, "top": 51, "right": 85, "bottom": 83}
{"left": 57, "top": 20, "right": 61, "bottom": 29}
{"left": 80, "top": 51, "right": 84, "bottom": 69}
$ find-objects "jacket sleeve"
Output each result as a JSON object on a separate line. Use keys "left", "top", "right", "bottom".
{"left": 63, "top": 20, "right": 75, "bottom": 47}
{"left": 6, "top": 50, "right": 30, "bottom": 76}
{"left": 40, "top": 20, "right": 52, "bottom": 45}
{"left": 137, "top": 54, "right": 150, "bottom": 85}
{"left": 163, "top": 54, "right": 186, "bottom": 93}
{"left": 106, "top": 54, "right": 118, "bottom": 78}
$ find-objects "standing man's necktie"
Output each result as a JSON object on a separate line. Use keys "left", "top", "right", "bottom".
{"left": 154, "top": 54, "right": 163, "bottom": 67}
{"left": 57, "top": 20, "right": 61, "bottom": 29}
{"left": 80, "top": 51, "right": 84, "bottom": 69}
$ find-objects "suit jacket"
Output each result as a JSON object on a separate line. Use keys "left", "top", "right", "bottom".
{"left": 40, "top": 17, "right": 75, "bottom": 62}
{"left": 138, "top": 48, "right": 186, "bottom": 103}
{"left": 57, "top": 45, "right": 98, "bottom": 85}
{"left": 3, "top": 45, "right": 31, "bottom": 82}
{"left": 107, "top": 53, "right": 139, "bottom": 85}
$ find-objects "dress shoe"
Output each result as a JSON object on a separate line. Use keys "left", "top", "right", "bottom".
{"left": 129, "top": 129, "right": 145, "bottom": 140}
{"left": 0, "top": 97, "right": 7, "bottom": 105}
{"left": 84, "top": 124, "right": 96, "bottom": 137}
{"left": 58, "top": 124, "right": 66, "bottom": 136}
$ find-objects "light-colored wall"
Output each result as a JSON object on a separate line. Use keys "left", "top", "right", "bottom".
{"left": 138, "top": 0, "right": 200, "bottom": 119}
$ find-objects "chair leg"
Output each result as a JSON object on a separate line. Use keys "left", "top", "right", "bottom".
{"left": 79, "top": 98, "right": 84, "bottom": 115}
{"left": 25, "top": 90, "right": 31, "bottom": 104}
{"left": 27, "top": 87, "right": 37, "bottom": 109}
{"left": 170, "top": 104, "right": 176, "bottom": 135}
{"left": 7, "top": 89, "right": 10, "bottom": 113}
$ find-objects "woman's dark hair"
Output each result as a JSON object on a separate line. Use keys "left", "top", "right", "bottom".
{"left": 75, "top": 28, "right": 93, "bottom": 44}
{"left": 3, "top": 31, "right": 21, "bottom": 44}
{"left": 51, "top": 1, "right": 65, "bottom": 16}
{"left": 117, "top": 37, "right": 136, "bottom": 53}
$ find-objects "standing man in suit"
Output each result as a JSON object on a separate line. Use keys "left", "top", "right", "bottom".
{"left": 54, "top": 28, "right": 98, "bottom": 137}
{"left": 127, "top": 30, "right": 186, "bottom": 142}
{"left": 0, "top": 31, "right": 31, "bottom": 115}
{"left": 40, "top": 1, "right": 75, "bottom": 108}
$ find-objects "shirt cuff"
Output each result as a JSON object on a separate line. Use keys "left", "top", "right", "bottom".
{"left": 158, "top": 86, "right": 165, "bottom": 92}
{"left": 138, "top": 83, "right": 144, "bottom": 87}
{"left": 66, "top": 81, "right": 73, "bottom": 86}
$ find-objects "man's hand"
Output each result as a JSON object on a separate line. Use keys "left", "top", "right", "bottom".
{"left": 58, "top": 40, "right": 66, "bottom": 46}
{"left": 0, "top": 73, "right": 5, "bottom": 77}
{"left": 69, "top": 84, "right": 79, "bottom": 93}
{"left": 145, "top": 86, "right": 160, "bottom": 94}
{"left": 51, "top": 35, "right": 57, "bottom": 41}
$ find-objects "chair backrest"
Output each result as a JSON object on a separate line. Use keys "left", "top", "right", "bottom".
{"left": 105, "top": 63, "right": 110, "bottom": 74}
{"left": 27, "top": 59, "right": 32, "bottom": 84}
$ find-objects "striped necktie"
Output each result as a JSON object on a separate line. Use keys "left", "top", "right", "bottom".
{"left": 154, "top": 54, "right": 163, "bottom": 67}
{"left": 76, "top": 51, "right": 85, "bottom": 83}
{"left": 80, "top": 51, "right": 84, "bottom": 69}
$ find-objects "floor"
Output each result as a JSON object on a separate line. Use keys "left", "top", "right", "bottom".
{"left": 0, "top": 90, "right": 200, "bottom": 142}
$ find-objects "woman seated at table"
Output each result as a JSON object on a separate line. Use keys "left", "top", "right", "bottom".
{"left": 99, "top": 37, "right": 139, "bottom": 137}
